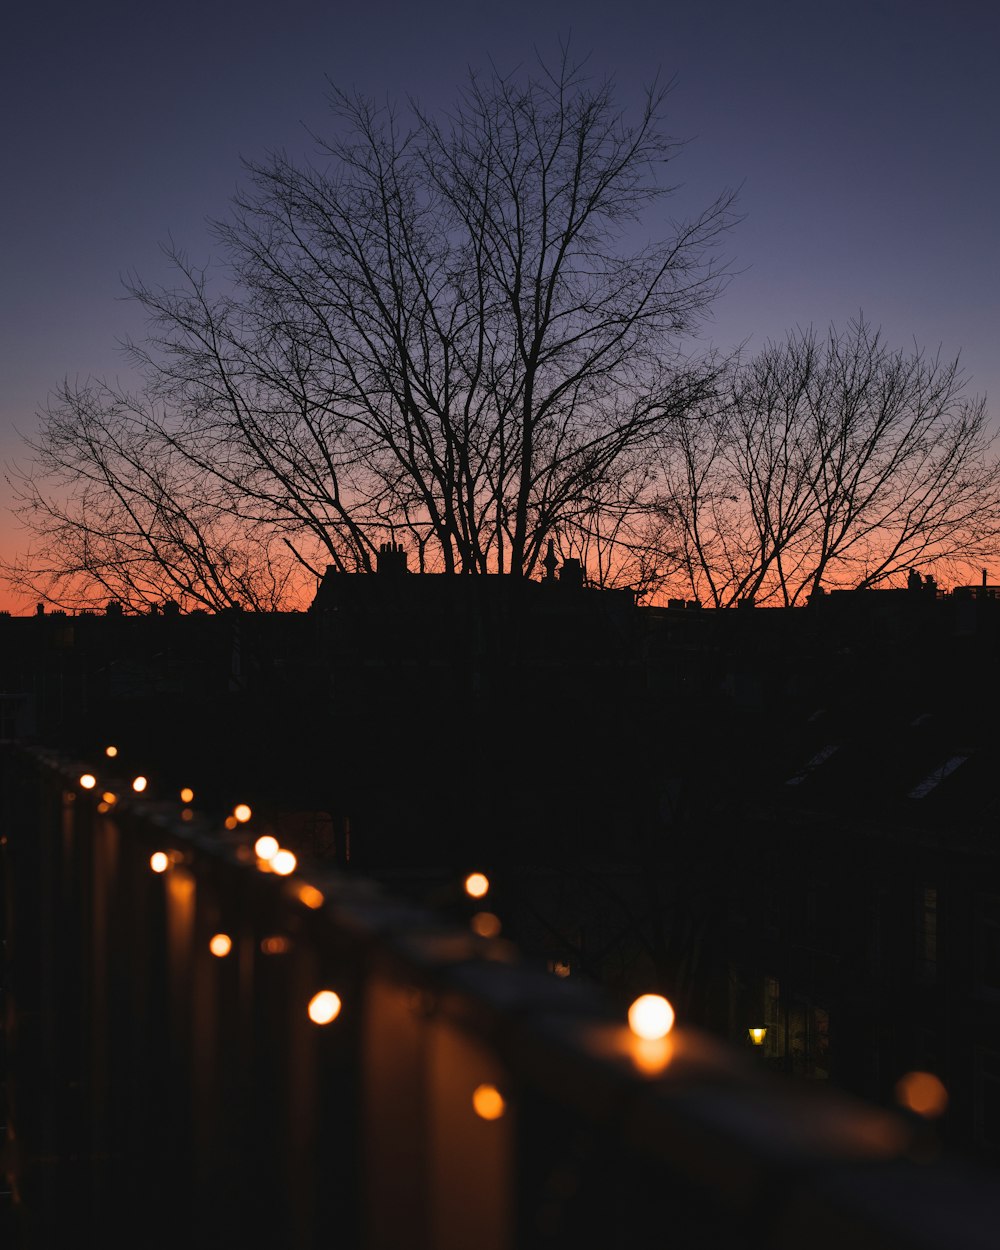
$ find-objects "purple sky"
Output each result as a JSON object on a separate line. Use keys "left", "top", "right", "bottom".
{"left": 2, "top": 0, "right": 997, "bottom": 610}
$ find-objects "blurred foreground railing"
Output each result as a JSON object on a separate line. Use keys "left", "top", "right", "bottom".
{"left": 2, "top": 745, "right": 999, "bottom": 1249}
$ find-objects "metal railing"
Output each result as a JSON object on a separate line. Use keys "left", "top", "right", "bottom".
{"left": 2, "top": 745, "right": 999, "bottom": 1249}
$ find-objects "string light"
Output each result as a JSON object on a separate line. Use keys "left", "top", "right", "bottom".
{"left": 79, "top": 774, "right": 97, "bottom": 790}
{"left": 464, "top": 872, "right": 489, "bottom": 899}
{"left": 233, "top": 803, "right": 252, "bottom": 823}
{"left": 132, "top": 776, "right": 148, "bottom": 793}
{"left": 308, "top": 990, "right": 342, "bottom": 1025}
{"left": 472, "top": 1084, "right": 506, "bottom": 1120}
{"left": 271, "top": 849, "right": 297, "bottom": 876}
{"left": 150, "top": 852, "right": 169, "bottom": 873}
{"left": 628, "top": 994, "right": 676, "bottom": 1041}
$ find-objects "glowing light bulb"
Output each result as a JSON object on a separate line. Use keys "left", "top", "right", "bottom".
{"left": 628, "top": 994, "right": 675, "bottom": 1041}
{"left": 149, "top": 852, "right": 169, "bottom": 873}
{"left": 748, "top": 1027, "right": 767, "bottom": 1046}
{"left": 271, "top": 849, "right": 297, "bottom": 876}
{"left": 464, "top": 872, "right": 490, "bottom": 899}
{"left": 254, "top": 835, "right": 279, "bottom": 860}
{"left": 79, "top": 773, "right": 97, "bottom": 790}
{"left": 132, "top": 776, "right": 148, "bottom": 793}
{"left": 308, "top": 990, "right": 342, "bottom": 1025}
{"left": 895, "top": 1071, "right": 948, "bottom": 1118}
{"left": 180, "top": 787, "right": 194, "bottom": 803}
{"left": 471, "top": 911, "right": 502, "bottom": 938}
{"left": 209, "top": 933, "right": 232, "bottom": 958}
{"left": 472, "top": 1083, "right": 506, "bottom": 1121}
{"left": 233, "top": 803, "right": 252, "bottom": 823}
{"left": 105, "top": 745, "right": 118, "bottom": 758}
{"left": 298, "top": 884, "right": 325, "bottom": 910}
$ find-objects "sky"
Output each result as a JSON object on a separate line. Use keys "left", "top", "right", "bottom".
{"left": 2, "top": 0, "right": 998, "bottom": 612}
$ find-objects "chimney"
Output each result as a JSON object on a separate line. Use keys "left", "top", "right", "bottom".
{"left": 543, "top": 539, "right": 558, "bottom": 582}
{"left": 377, "top": 541, "right": 408, "bottom": 576}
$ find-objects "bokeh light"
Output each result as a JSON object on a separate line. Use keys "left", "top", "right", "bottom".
{"left": 79, "top": 773, "right": 96, "bottom": 790}
{"left": 149, "top": 852, "right": 169, "bottom": 873}
{"left": 298, "top": 884, "right": 325, "bottom": 910}
{"left": 209, "top": 933, "right": 233, "bottom": 958}
{"left": 464, "top": 872, "right": 490, "bottom": 899}
{"left": 895, "top": 1070, "right": 948, "bottom": 1118}
{"left": 472, "top": 1083, "right": 506, "bottom": 1120}
{"left": 628, "top": 994, "right": 676, "bottom": 1041}
{"left": 180, "top": 787, "right": 194, "bottom": 803}
{"left": 132, "top": 776, "right": 148, "bottom": 793}
{"left": 104, "top": 745, "right": 118, "bottom": 758}
{"left": 254, "top": 835, "right": 279, "bottom": 861}
{"left": 271, "top": 849, "right": 297, "bottom": 876}
{"left": 308, "top": 990, "right": 342, "bottom": 1025}
{"left": 233, "top": 803, "right": 252, "bottom": 823}
{"left": 471, "top": 911, "right": 502, "bottom": 938}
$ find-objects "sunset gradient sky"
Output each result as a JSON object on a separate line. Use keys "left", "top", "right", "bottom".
{"left": 2, "top": 0, "right": 997, "bottom": 612}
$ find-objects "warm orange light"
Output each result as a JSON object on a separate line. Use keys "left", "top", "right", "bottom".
{"left": 132, "top": 776, "right": 148, "bottom": 793}
{"left": 261, "top": 935, "right": 292, "bottom": 955}
{"left": 271, "top": 849, "right": 297, "bottom": 876}
{"left": 298, "top": 884, "right": 325, "bottom": 910}
{"left": 105, "top": 745, "right": 118, "bottom": 758}
{"left": 548, "top": 960, "right": 571, "bottom": 978}
{"left": 895, "top": 1070, "right": 949, "bottom": 1118}
{"left": 308, "top": 990, "right": 342, "bottom": 1025}
{"left": 233, "top": 803, "right": 252, "bottom": 823}
{"left": 224, "top": 815, "right": 238, "bottom": 830}
{"left": 209, "top": 933, "right": 232, "bottom": 958}
{"left": 79, "top": 773, "right": 97, "bottom": 790}
{"left": 149, "top": 852, "right": 169, "bottom": 873}
{"left": 631, "top": 1035, "right": 675, "bottom": 1075}
{"left": 180, "top": 787, "right": 194, "bottom": 803}
{"left": 254, "top": 835, "right": 279, "bottom": 860}
{"left": 181, "top": 808, "right": 194, "bottom": 822}
{"left": 471, "top": 911, "right": 502, "bottom": 938}
{"left": 96, "top": 801, "right": 110, "bottom": 813}
{"left": 472, "top": 1083, "right": 506, "bottom": 1121}
{"left": 101, "top": 791, "right": 117, "bottom": 804}
{"left": 628, "top": 994, "right": 676, "bottom": 1041}
{"left": 748, "top": 1027, "right": 767, "bottom": 1046}
{"left": 464, "top": 872, "right": 490, "bottom": 899}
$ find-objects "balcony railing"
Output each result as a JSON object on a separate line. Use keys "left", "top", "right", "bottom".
{"left": 2, "top": 744, "right": 999, "bottom": 1249}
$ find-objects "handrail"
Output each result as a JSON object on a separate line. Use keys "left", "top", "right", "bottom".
{"left": 3, "top": 744, "right": 999, "bottom": 1249}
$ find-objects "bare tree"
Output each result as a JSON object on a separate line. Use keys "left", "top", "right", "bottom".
{"left": 660, "top": 319, "right": 1000, "bottom": 606}
{"left": 5, "top": 50, "right": 736, "bottom": 610}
